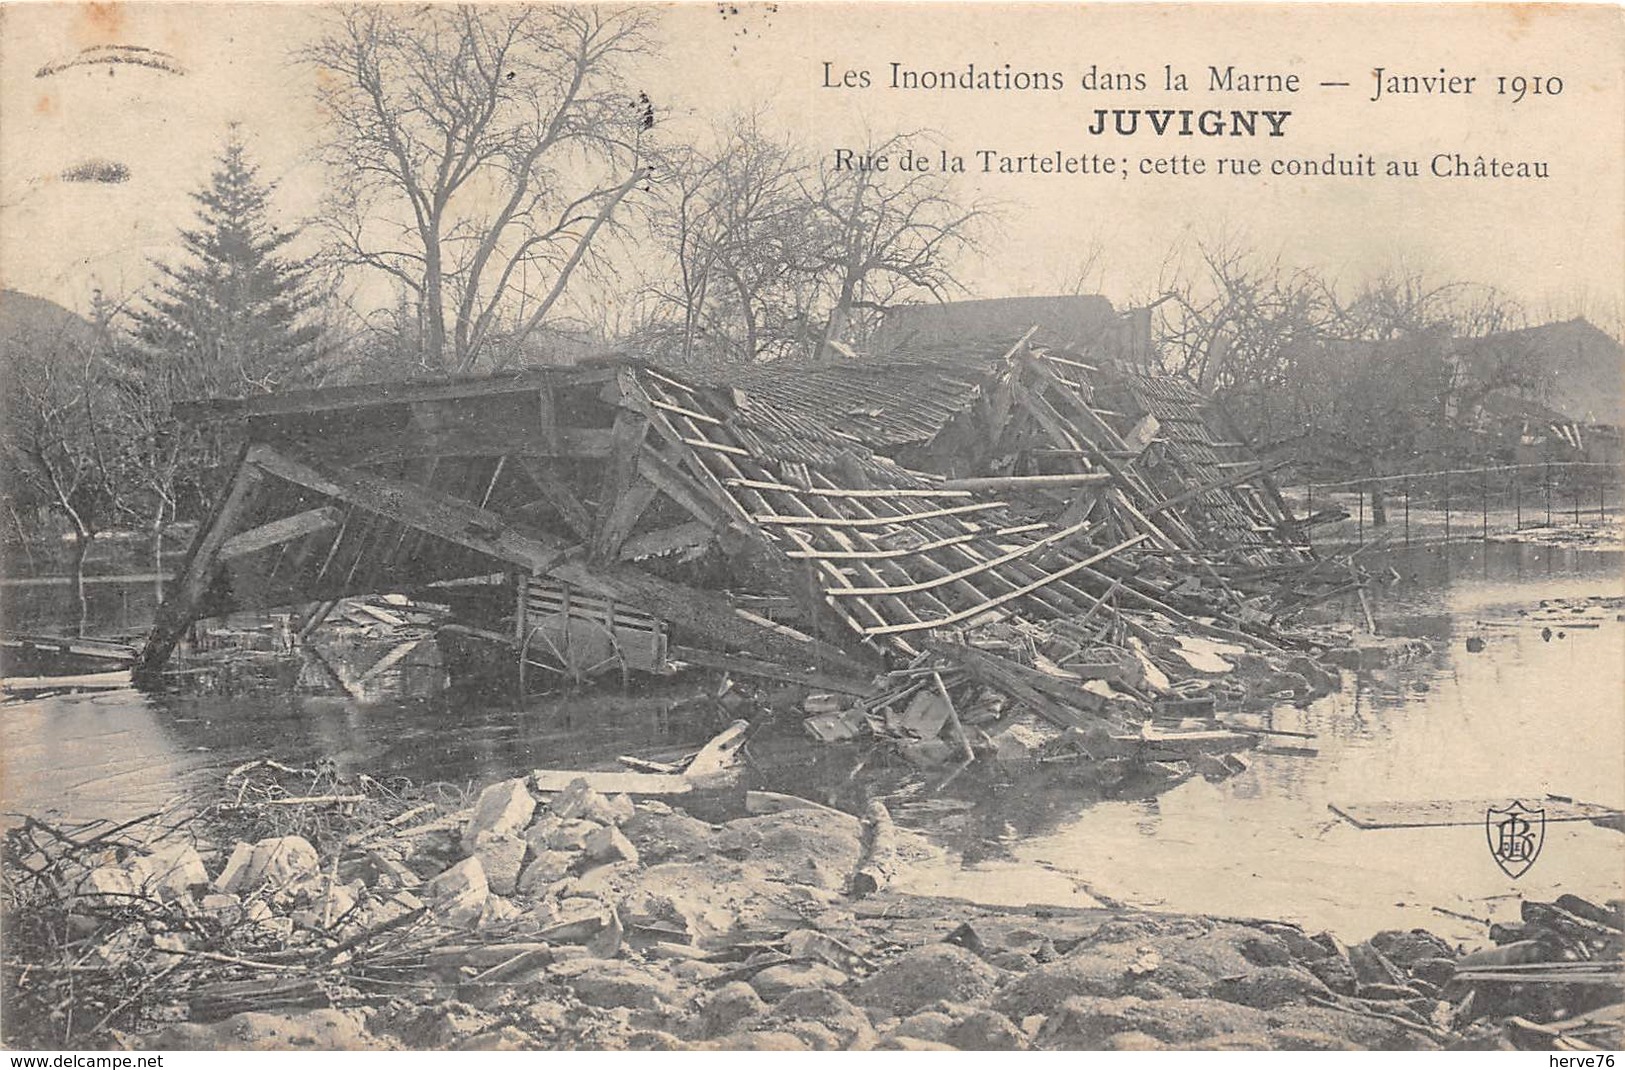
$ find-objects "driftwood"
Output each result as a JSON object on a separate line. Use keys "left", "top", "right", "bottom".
{"left": 851, "top": 799, "right": 898, "bottom": 897}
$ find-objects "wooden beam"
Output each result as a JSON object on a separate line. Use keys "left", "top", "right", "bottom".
{"left": 667, "top": 644, "right": 873, "bottom": 696}
{"left": 937, "top": 472, "right": 1112, "bottom": 492}
{"left": 247, "top": 444, "right": 580, "bottom": 575}
{"left": 591, "top": 407, "right": 652, "bottom": 562}
{"left": 635, "top": 448, "right": 733, "bottom": 530}
{"left": 218, "top": 506, "right": 342, "bottom": 561}
{"left": 134, "top": 453, "right": 263, "bottom": 677}
{"left": 339, "top": 425, "right": 613, "bottom": 466}
{"left": 178, "top": 366, "right": 617, "bottom": 421}
{"left": 517, "top": 458, "right": 594, "bottom": 540}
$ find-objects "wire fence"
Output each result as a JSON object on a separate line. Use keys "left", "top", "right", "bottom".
{"left": 1286, "top": 461, "right": 1623, "bottom": 548}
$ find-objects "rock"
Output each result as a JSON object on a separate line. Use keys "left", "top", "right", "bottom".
{"left": 454, "top": 1025, "right": 538, "bottom": 1051}
{"left": 129, "top": 842, "right": 209, "bottom": 901}
{"left": 1306, "top": 954, "right": 1358, "bottom": 996}
{"left": 701, "top": 982, "right": 767, "bottom": 1038}
{"left": 714, "top": 810, "right": 864, "bottom": 893}
{"left": 1271, "top": 1028, "right": 1357, "bottom": 1051}
{"left": 619, "top": 809, "right": 720, "bottom": 863}
{"left": 897, "top": 739, "right": 957, "bottom": 767}
{"left": 855, "top": 944, "right": 1003, "bottom": 1016}
{"left": 469, "top": 833, "right": 527, "bottom": 896}
{"left": 583, "top": 824, "right": 640, "bottom": 867}
{"left": 1037, "top": 996, "right": 1275, "bottom": 1048}
{"left": 517, "top": 850, "right": 578, "bottom": 894}
{"left": 1211, "top": 965, "right": 1333, "bottom": 1009}
{"left": 992, "top": 946, "right": 1147, "bottom": 1015}
{"left": 476, "top": 894, "right": 521, "bottom": 931}
{"left": 216, "top": 837, "right": 322, "bottom": 895}
{"left": 876, "top": 1036, "right": 959, "bottom": 1050}
{"left": 1106, "top": 1031, "right": 1166, "bottom": 1051}
{"left": 1408, "top": 956, "right": 1457, "bottom": 989}
{"left": 531, "top": 896, "right": 617, "bottom": 945}
{"left": 751, "top": 962, "right": 848, "bottom": 1001}
{"left": 462, "top": 779, "right": 537, "bottom": 847}
{"left": 699, "top": 1031, "right": 810, "bottom": 1051}
{"left": 890, "top": 1010, "right": 954, "bottom": 1043}
{"left": 82, "top": 865, "right": 139, "bottom": 898}
{"left": 989, "top": 951, "right": 1038, "bottom": 972}
{"left": 1369, "top": 929, "right": 1454, "bottom": 968}
{"left": 551, "top": 958, "right": 681, "bottom": 1011}
{"left": 546, "top": 778, "right": 624, "bottom": 826}
{"left": 989, "top": 722, "right": 1048, "bottom": 764}
{"left": 528, "top": 817, "right": 603, "bottom": 853}
{"left": 423, "top": 857, "right": 488, "bottom": 928}
{"left": 946, "top": 1009, "right": 1028, "bottom": 1050}
{"left": 625, "top": 1030, "right": 684, "bottom": 1051}
{"left": 773, "top": 988, "right": 874, "bottom": 1049}
{"left": 1347, "top": 942, "right": 1406, "bottom": 988}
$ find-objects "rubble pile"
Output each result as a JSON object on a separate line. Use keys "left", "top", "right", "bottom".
{"left": 4, "top": 768, "right": 1617, "bottom": 1051}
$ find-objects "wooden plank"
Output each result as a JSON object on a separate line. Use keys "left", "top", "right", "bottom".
{"left": 218, "top": 506, "right": 343, "bottom": 561}
{"left": 861, "top": 534, "right": 1149, "bottom": 636}
{"left": 635, "top": 449, "right": 734, "bottom": 530}
{"left": 591, "top": 404, "right": 654, "bottom": 562}
{"left": 179, "top": 366, "right": 616, "bottom": 420}
{"left": 825, "top": 518, "right": 1093, "bottom": 597}
{"left": 753, "top": 500, "right": 1007, "bottom": 528}
{"left": 247, "top": 444, "right": 580, "bottom": 575}
{"left": 517, "top": 458, "right": 595, "bottom": 540}
{"left": 726, "top": 477, "right": 972, "bottom": 500}
{"left": 937, "top": 642, "right": 1095, "bottom": 731}
{"left": 937, "top": 472, "right": 1112, "bottom": 492}
{"left": 343, "top": 425, "right": 613, "bottom": 465}
{"left": 1328, "top": 797, "right": 1622, "bottom": 830}
{"left": 667, "top": 644, "right": 873, "bottom": 695}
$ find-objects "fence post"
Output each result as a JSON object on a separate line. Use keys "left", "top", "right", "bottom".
{"left": 1482, "top": 469, "right": 1489, "bottom": 542}
{"left": 1574, "top": 470, "right": 1581, "bottom": 525}
{"left": 1545, "top": 461, "right": 1552, "bottom": 526}
{"left": 1601, "top": 470, "right": 1608, "bottom": 522}
{"left": 1357, "top": 481, "right": 1365, "bottom": 544}
{"left": 1515, "top": 468, "right": 1522, "bottom": 530}
{"left": 1403, "top": 475, "right": 1410, "bottom": 547}
{"left": 1444, "top": 469, "right": 1451, "bottom": 542}
{"left": 1306, "top": 482, "right": 1313, "bottom": 548}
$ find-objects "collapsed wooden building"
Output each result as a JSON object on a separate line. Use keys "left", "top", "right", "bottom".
{"left": 134, "top": 306, "right": 1322, "bottom": 718}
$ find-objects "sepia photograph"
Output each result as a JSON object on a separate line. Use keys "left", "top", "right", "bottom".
{"left": 0, "top": 0, "right": 1621, "bottom": 1056}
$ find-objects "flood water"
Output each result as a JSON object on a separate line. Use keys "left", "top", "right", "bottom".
{"left": 3, "top": 537, "right": 1622, "bottom": 943}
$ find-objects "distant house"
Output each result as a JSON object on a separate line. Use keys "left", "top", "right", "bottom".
{"left": 873, "top": 295, "right": 1154, "bottom": 363}
{"left": 1448, "top": 319, "right": 1624, "bottom": 428}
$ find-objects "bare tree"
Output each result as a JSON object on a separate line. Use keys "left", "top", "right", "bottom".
{"left": 304, "top": 5, "right": 654, "bottom": 373}
{"left": 642, "top": 115, "right": 813, "bottom": 364}
{"left": 804, "top": 133, "right": 992, "bottom": 358}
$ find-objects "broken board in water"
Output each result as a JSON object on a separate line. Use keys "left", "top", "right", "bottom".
{"left": 1329, "top": 797, "right": 1623, "bottom": 830}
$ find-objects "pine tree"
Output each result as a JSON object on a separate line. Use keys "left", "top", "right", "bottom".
{"left": 128, "top": 129, "right": 322, "bottom": 398}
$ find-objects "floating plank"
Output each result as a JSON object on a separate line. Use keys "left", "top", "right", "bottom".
{"left": 2, "top": 670, "right": 133, "bottom": 694}
{"left": 1329, "top": 797, "right": 1623, "bottom": 830}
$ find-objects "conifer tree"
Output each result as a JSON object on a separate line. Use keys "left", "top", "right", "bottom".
{"left": 127, "top": 129, "right": 322, "bottom": 398}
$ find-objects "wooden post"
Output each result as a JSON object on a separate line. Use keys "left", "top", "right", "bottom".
{"left": 1545, "top": 461, "right": 1553, "bottom": 526}
{"left": 1443, "top": 469, "right": 1451, "bottom": 542}
{"left": 1515, "top": 470, "right": 1521, "bottom": 530}
{"left": 133, "top": 455, "right": 264, "bottom": 678}
{"left": 1403, "top": 475, "right": 1410, "bottom": 546}
{"left": 1482, "top": 469, "right": 1489, "bottom": 542}
{"left": 1357, "top": 482, "right": 1364, "bottom": 544}
{"left": 516, "top": 570, "right": 529, "bottom": 701}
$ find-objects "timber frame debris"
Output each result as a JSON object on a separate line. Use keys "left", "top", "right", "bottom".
{"left": 134, "top": 325, "right": 1340, "bottom": 696}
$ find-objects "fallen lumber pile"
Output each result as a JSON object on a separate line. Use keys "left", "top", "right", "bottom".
{"left": 796, "top": 592, "right": 1341, "bottom": 791}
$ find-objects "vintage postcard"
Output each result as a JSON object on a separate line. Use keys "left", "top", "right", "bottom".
{"left": 1, "top": 0, "right": 1621, "bottom": 1057}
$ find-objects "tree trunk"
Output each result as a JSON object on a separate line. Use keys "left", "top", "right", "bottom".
{"left": 69, "top": 532, "right": 93, "bottom": 638}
